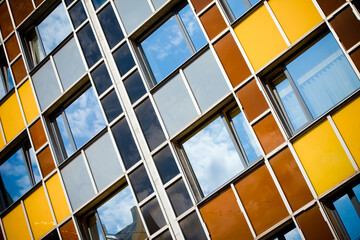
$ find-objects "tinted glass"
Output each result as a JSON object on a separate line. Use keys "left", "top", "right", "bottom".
{"left": 135, "top": 98, "right": 165, "bottom": 151}
{"left": 64, "top": 0, "right": 75, "bottom": 6}
{"left": 124, "top": 70, "right": 146, "bottom": 104}
{"left": 225, "top": 0, "right": 248, "bottom": 19}
{"left": 91, "top": 62, "right": 113, "bottom": 95}
{"left": 69, "top": 1, "right": 87, "bottom": 29}
{"left": 153, "top": 146, "right": 179, "bottom": 184}
{"left": 154, "top": 230, "right": 172, "bottom": 240}
{"left": 101, "top": 89, "right": 123, "bottom": 123}
{"left": 140, "top": 197, "right": 167, "bottom": 234}
{"left": 38, "top": 4, "right": 72, "bottom": 55}
{"left": 179, "top": 211, "right": 207, "bottom": 240}
{"left": 128, "top": 165, "right": 154, "bottom": 202}
{"left": 91, "top": 0, "right": 106, "bottom": 9}
{"left": 98, "top": 4, "right": 124, "bottom": 49}
{"left": 111, "top": 118, "right": 141, "bottom": 169}
{"left": 113, "top": 43, "right": 135, "bottom": 76}
{"left": 77, "top": 23, "right": 102, "bottom": 67}
{"left": 353, "top": 184, "right": 360, "bottom": 201}
{"left": 334, "top": 194, "right": 360, "bottom": 239}
{"left": 283, "top": 227, "right": 302, "bottom": 240}
{"left": 29, "top": 147, "right": 41, "bottom": 183}
{"left": 166, "top": 179, "right": 192, "bottom": 216}
{"left": 183, "top": 116, "right": 245, "bottom": 197}
{"left": 55, "top": 113, "right": 75, "bottom": 158}
{"left": 287, "top": 33, "right": 360, "bottom": 119}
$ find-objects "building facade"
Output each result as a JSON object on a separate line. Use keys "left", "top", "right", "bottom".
{"left": 0, "top": 0, "right": 360, "bottom": 239}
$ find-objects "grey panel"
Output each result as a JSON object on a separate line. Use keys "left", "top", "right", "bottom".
{"left": 151, "top": 0, "right": 168, "bottom": 9}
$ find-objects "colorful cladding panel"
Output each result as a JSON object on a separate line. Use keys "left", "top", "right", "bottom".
{"left": 293, "top": 120, "right": 355, "bottom": 195}
{"left": 18, "top": 80, "right": 39, "bottom": 124}
{"left": 0, "top": 2, "right": 14, "bottom": 39}
{"left": 11, "top": 57, "right": 27, "bottom": 85}
{"left": 268, "top": 0, "right": 322, "bottom": 44}
{"left": 3, "top": 204, "right": 32, "bottom": 240}
{"left": 199, "top": 4, "right": 227, "bottom": 40}
{"left": 60, "top": 219, "right": 79, "bottom": 240}
{"left": 29, "top": 118, "right": 47, "bottom": 151}
{"left": 5, "top": 34, "right": 21, "bottom": 62}
{"left": 234, "top": 5, "right": 287, "bottom": 71}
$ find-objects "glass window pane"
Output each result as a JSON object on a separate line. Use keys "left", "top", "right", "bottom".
{"left": 334, "top": 194, "right": 360, "bottom": 239}
{"left": 179, "top": 211, "right": 207, "bottom": 240}
{"left": 153, "top": 146, "right": 179, "bottom": 184}
{"left": 101, "top": 89, "right": 122, "bottom": 123}
{"left": 98, "top": 4, "right": 124, "bottom": 49}
{"left": 38, "top": 4, "right": 72, "bottom": 55}
{"left": 225, "top": 0, "right": 248, "bottom": 19}
{"left": 97, "top": 186, "right": 147, "bottom": 238}
{"left": 166, "top": 179, "right": 192, "bottom": 217}
{"left": 128, "top": 165, "right": 154, "bottom": 202}
{"left": 64, "top": 87, "right": 106, "bottom": 150}
{"left": 77, "top": 23, "right": 102, "bottom": 67}
{"left": 141, "top": 16, "right": 192, "bottom": 84}
{"left": 287, "top": 33, "right": 360, "bottom": 118}
{"left": 61, "top": 154, "right": 95, "bottom": 210}
{"left": 64, "top": 0, "right": 75, "bottom": 6}
{"left": 69, "top": 1, "right": 87, "bottom": 29}
{"left": 53, "top": 38, "right": 86, "bottom": 91}
{"left": 29, "top": 147, "right": 41, "bottom": 183}
{"left": 85, "top": 132, "right": 123, "bottom": 191}
{"left": 55, "top": 113, "right": 75, "bottom": 158}
{"left": 124, "top": 70, "right": 146, "bottom": 104}
{"left": 28, "top": 29, "right": 45, "bottom": 66}
{"left": 91, "top": 0, "right": 106, "bottom": 10}
{"left": 111, "top": 118, "right": 141, "bottom": 169}
{"left": 113, "top": 43, "right": 135, "bottom": 76}
{"left": 140, "top": 197, "right": 166, "bottom": 234}
{"left": 91, "top": 62, "right": 113, "bottom": 95}
{"left": 183, "top": 116, "right": 245, "bottom": 197}
{"left": 135, "top": 98, "right": 165, "bottom": 151}
{"left": 153, "top": 230, "right": 172, "bottom": 240}
{"left": 283, "top": 227, "right": 302, "bottom": 240}
{"left": 353, "top": 184, "right": 360, "bottom": 201}
{"left": 152, "top": 0, "right": 167, "bottom": 9}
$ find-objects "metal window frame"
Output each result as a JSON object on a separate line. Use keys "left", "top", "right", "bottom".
{"left": 220, "top": 0, "right": 253, "bottom": 22}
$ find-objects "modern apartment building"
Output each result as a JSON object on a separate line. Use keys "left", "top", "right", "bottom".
{"left": 0, "top": 0, "right": 359, "bottom": 239}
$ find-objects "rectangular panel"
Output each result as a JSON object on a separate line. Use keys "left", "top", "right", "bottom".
{"left": 5, "top": 34, "right": 20, "bottom": 62}
{"left": 3, "top": 204, "right": 32, "bottom": 240}
{"left": 8, "top": 0, "right": 34, "bottom": 26}
{"left": 29, "top": 119, "right": 47, "bottom": 151}
{"left": 316, "top": 0, "right": 345, "bottom": 16}
{"left": 18, "top": 80, "right": 39, "bottom": 124}
{"left": 60, "top": 220, "right": 79, "bottom": 240}
{"left": 0, "top": 2, "right": 14, "bottom": 39}
{"left": 199, "top": 5, "right": 227, "bottom": 40}
{"left": 11, "top": 57, "right": 27, "bottom": 85}
{"left": 37, "top": 146, "right": 56, "bottom": 178}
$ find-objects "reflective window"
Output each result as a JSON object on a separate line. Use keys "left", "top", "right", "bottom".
{"left": 179, "top": 211, "right": 207, "bottom": 240}
{"left": 140, "top": 4, "right": 206, "bottom": 86}
{"left": 101, "top": 89, "right": 122, "bottom": 123}
{"left": 267, "top": 33, "right": 360, "bottom": 134}
{"left": 98, "top": 4, "right": 124, "bottom": 49}
{"left": 153, "top": 146, "right": 179, "bottom": 184}
{"left": 166, "top": 179, "right": 192, "bottom": 217}
{"left": 77, "top": 23, "right": 102, "bottom": 67}
{"left": 113, "top": 43, "right": 135, "bottom": 76}
{"left": 69, "top": 1, "right": 87, "bottom": 29}
{"left": 50, "top": 87, "right": 106, "bottom": 163}
{"left": 91, "top": 62, "right": 113, "bottom": 95}
{"left": 140, "top": 197, "right": 167, "bottom": 234}
{"left": 124, "top": 70, "right": 146, "bottom": 104}
{"left": 0, "top": 50, "right": 14, "bottom": 100}
{"left": 153, "top": 230, "right": 172, "bottom": 240}
{"left": 268, "top": 224, "right": 302, "bottom": 240}
{"left": 86, "top": 185, "right": 147, "bottom": 239}
{"left": 24, "top": 3, "right": 72, "bottom": 68}
{"left": 222, "top": 0, "right": 260, "bottom": 22}
{"left": 181, "top": 105, "right": 261, "bottom": 198}
{"left": 91, "top": 0, "right": 106, "bottom": 10}
{"left": 128, "top": 165, "right": 154, "bottom": 202}
{"left": 0, "top": 142, "right": 41, "bottom": 212}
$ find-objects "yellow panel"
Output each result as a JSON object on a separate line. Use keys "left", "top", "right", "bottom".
{"left": 333, "top": 97, "right": 360, "bottom": 167}
{"left": 234, "top": 5, "right": 287, "bottom": 71}
{"left": 24, "top": 186, "right": 55, "bottom": 239}
{"left": 0, "top": 93, "right": 25, "bottom": 142}
{"left": 268, "top": 0, "right": 322, "bottom": 43}
{"left": 293, "top": 121, "right": 354, "bottom": 195}
{"left": 18, "top": 80, "right": 39, "bottom": 124}
{"left": 45, "top": 173, "right": 70, "bottom": 223}
{"left": 3, "top": 204, "right": 32, "bottom": 240}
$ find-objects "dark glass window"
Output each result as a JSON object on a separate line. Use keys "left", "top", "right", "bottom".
{"left": 128, "top": 164, "right": 154, "bottom": 202}
{"left": 124, "top": 70, "right": 146, "bottom": 104}
{"left": 0, "top": 141, "right": 41, "bottom": 212}
{"left": 77, "top": 23, "right": 102, "bottom": 67}
{"left": 69, "top": 1, "right": 87, "bottom": 29}
{"left": 0, "top": 51, "right": 14, "bottom": 99}
{"left": 101, "top": 89, "right": 122, "bottom": 123}
{"left": 140, "top": 4, "right": 206, "bottom": 86}
{"left": 91, "top": 62, "right": 113, "bottom": 95}
{"left": 268, "top": 224, "right": 302, "bottom": 240}
{"left": 64, "top": 0, "right": 75, "bottom": 6}
{"left": 135, "top": 98, "right": 166, "bottom": 151}
{"left": 221, "top": 0, "right": 260, "bottom": 22}
{"left": 111, "top": 117, "right": 141, "bottom": 169}
{"left": 179, "top": 211, "right": 207, "bottom": 240}
{"left": 140, "top": 197, "right": 167, "bottom": 234}
{"left": 153, "top": 146, "right": 179, "bottom": 184}
{"left": 98, "top": 4, "right": 124, "bottom": 49}
{"left": 166, "top": 179, "right": 192, "bottom": 217}
{"left": 113, "top": 43, "right": 135, "bottom": 76}
{"left": 266, "top": 33, "right": 360, "bottom": 134}
{"left": 42, "top": 230, "right": 60, "bottom": 240}
{"left": 154, "top": 230, "right": 172, "bottom": 240}
{"left": 91, "top": 0, "right": 106, "bottom": 10}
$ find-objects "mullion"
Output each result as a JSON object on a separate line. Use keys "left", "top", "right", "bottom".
{"left": 35, "top": 26, "right": 46, "bottom": 58}
{"left": 62, "top": 111, "right": 78, "bottom": 152}
{"left": 174, "top": 11, "right": 196, "bottom": 54}
{"left": 349, "top": 190, "right": 360, "bottom": 219}
{"left": 20, "top": 146, "right": 35, "bottom": 186}
{"left": 242, "top": 0, "right": 252, "bottom": 9}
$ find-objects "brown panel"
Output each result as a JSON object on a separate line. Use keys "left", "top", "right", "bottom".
{"left": 316, "top": 0, "right": 345, "bottom": 16}
{"left": 34, "top": 0, "right": 44, "bottom": 7}
{"left": 199, "top": 5, "right": 227, "bottom": 40}
{"left": 296, "top": 205, "right": 333, "bottom": 240}
{"left": 214, "top": 33, "right": 251, "bottom": 88}
{"left": 8, "top": 0, "right": 34, "bottom": 26}
{"left": 235, "top": 165, "right": 288, "bottom": 235}
{"left": 330, "top": 6, "right": 360, "bottom": 50}
{"left": 11, "top": 57, "right": 27, "bottom": 85}
{"left": 29, "top": 119, "right": 47, "bottom": 151}
{"left": 60, "top": 219, "right": 79, "bottom": 240}
{"left": 236, "top": 79, "right": 269, "bottom": 122}
{"left": 5, "top": 34, "right": 20, "bottom": 62}
{"left": 190, "top": 0, "right": 212, "bottom": 13}
{"left": 253, "top": 113, "right": 285, "bottom": 154}
{"left": 350, "top": 46, "right": 360, "bottom": 71}
{"left": 0, "top": 2, "right": 14, "bottom": 39}
{"left": 270, "top": 148, "right": 313, "bottom": 211}
{"left": 200, "top": 188, "right": 253, "bottom": 240}
{"left": 37, "top": 146, "right": 56, "bottom": 178}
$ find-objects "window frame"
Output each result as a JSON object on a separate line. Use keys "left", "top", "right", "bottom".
{"left": 0, "top": 48, "right": 14, "bottom": 100}
{"left": 220, "top": 0, "right": 261, "bottom": 23}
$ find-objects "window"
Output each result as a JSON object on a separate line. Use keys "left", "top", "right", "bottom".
{"left": 24, "top": 3, "right": 72, "bottom": 69}
{"left": 221, "top": 0, "right": 261, "bottom": 22}
{"left": 180, "top": 104, "right": 261, "bottom": 199}
{"left": 139, "top": 4, "right": 206, "bottom": 86}
{"left": 49, "top": 86, "right": 106, "bottom": 163}
{"left": 0, "top": 141, "right": 41, "bottom": 212}
{"left": 267, "top": 224, "right": 302, "bottom": 240}
{"left": 266, "top": 32, "right": 360, "bottom": 134}
{"left": 0, "top": 50, "right": 14, "bottom": 99}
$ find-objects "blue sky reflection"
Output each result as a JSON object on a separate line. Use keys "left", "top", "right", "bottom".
{"left": 334, "top": 194, "right": 360, "bottom": 239}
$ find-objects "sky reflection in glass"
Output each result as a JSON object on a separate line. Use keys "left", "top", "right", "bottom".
{"left": 353, "top": 184, "right": 360, "bottom": 201}
{"left": 38, "top": 3, "right": 72, "bottom": 55}
{"left": 183, "top": 116, "right": 244, "bottom": 197}
{"left": 225, "top": 0, "right": 260, "bottom": 20}
{"left": 55, "top": 114, "right": 74, "bottom": 157}
{"left": 29, "top": 147, "right": 41, "bottom": 183}
{"left": 69, "top": 1, "right": 87, "bottom": 29}
{"left": 283, "top": 227, "right": 302, "bottom": 240}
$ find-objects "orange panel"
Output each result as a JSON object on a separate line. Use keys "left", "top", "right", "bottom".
{"left": 60, "top": 219, "right": 79, "bottom": 240}
{"left": 8, "top": 0, "right": 34, "bottom": 26}
{"left": 29, "top": 118, "right": 47, "bottom": 151}
{"left": 5, "top": 34, "right": 21, "bottom": 62}
{"left": 11, "top": 57, "right": 27, "bottom": 85}
{"left": 199, "top": 5, "right": 227, "bottom": 40}
{"left": 0, "top": 2, "right": 14, "bottom": 39}
{"left": 190, "top": 0, "right": 212, "bottom": 13}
